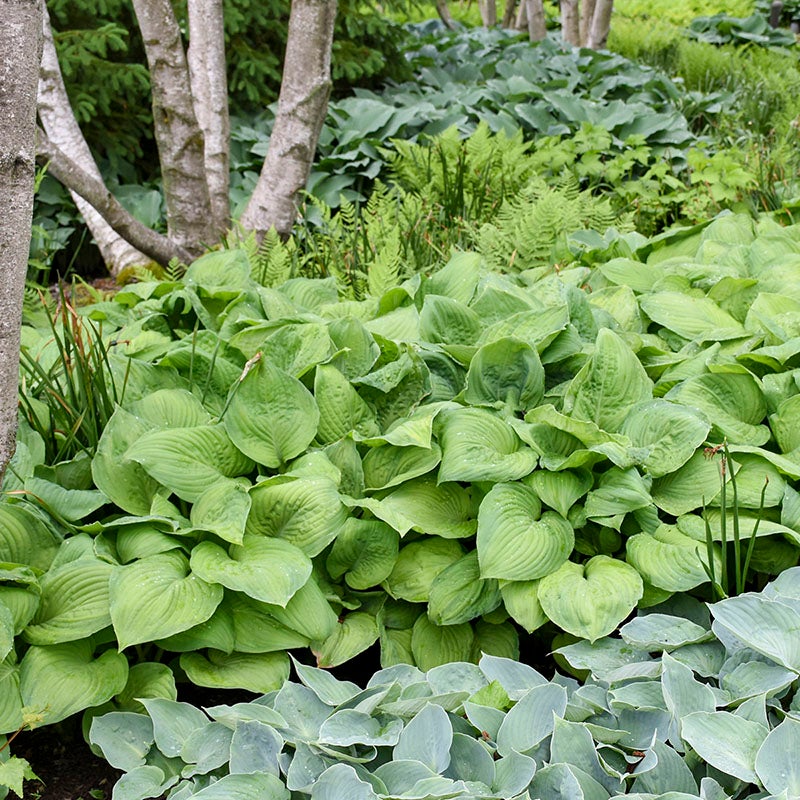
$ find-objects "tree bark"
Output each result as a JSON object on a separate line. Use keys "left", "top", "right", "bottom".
{"left": 435, "top": 0, "right": 457, "bottom": 29}
{"left": 130, "top": 0, "right": 215, "bottom": 254}
{"left": 526, "top": 0, "right": 548, "bottom": 40}
{"left": 36, "top": 130, "right": 192, "bottom": 267}
{"left": 240, "top": 0, "right": 337, "bottom": 240}
{"left": 0, "top": 0, "right": 42, "bottom": 480}
{"left": 587, "top": 0, "right": 613, "bottom": 49}
{"left": 38, "top": 2, "right": 151, "bottom": 277}
{"left": 187, "top": 0, "right": 230, "bottom": 235}
{"left": 561, "top": 0, "right": 580, "bottom": 45}
{"left": 579, "top": 0, "right": 597, "bottom": 45}
{"left": 479, "top": 0, "right": 497, "bottom": 26}
{"left": 502, "top": 0, "right": 518, "bottom": 28}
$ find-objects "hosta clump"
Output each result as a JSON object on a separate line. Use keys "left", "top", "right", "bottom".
{"left": 6, "top": 211, "right": 800, "bottom": 731}
{"left": 91, "top": 569, "right": 800, "bottom": 800}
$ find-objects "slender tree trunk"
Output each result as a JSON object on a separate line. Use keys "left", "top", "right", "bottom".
{"left": 240, "top": 0, "right": 337, "bottom": 240}
{"left": 579, "top": 0, "right": 597, "bottom": 44}
{"left": 502, "top": 0, "right": 518, "bottom": 28}
{"left": 187, "top": 0, "right": 230, "bottom": 235}
{"left": 435, "top": 0, "right": 457, "bottom": 29}
{"left": 0, "top": 0, "right": 42, "bottom": 480}
{"left": 36, "top": 130, "right": 191, "bottom": 267}
{"left": 515, "top": 0, "right": 527, "bottom": 30}
{"left": 130, "top": 0, "right": 215, "bottom": 254}
{"left": 526, "top": 0, "right": 548, "bottom": 40}
{"left": 479, "top": 0, "right": 497, "bottom": 26}
{"left": 38, "top": 2, "right": 150, "bottom": 277}
{"left": 587, "top": 0, "right": 613, "bottom": 48}
{"left": 561, "top": 0, "right": 580, "bottom": 45}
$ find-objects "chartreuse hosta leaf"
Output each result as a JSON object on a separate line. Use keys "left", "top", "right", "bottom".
{"left": 313, "top": 612, "right": 379, "bottom": 668}
{"left": 384, "top": 539, "right": 463, "bottom": 603}
{"left": 361, "top": 443, "right": 441, "bottom": 491}
{"left": 128, "top": 388, "right": 211, "bottom": 428}
{"left": 260, "top": 322, "right": 333, "bottom": 378}
{"left": 0, "top": 567, "right": 40, "bottom": 636}
{"left": 266, "top": 579, "right": 338, "bottom": 642}
{"left": 326, "top": 518, "right": 399, "bottom": 590}
{"left": 563, "top": 328, "right": 652, "bottom": 433}
{"left": 428, "top": 551, "right": 501, "bottom": 626}
{"left": 247, "top": 476, "right": 347, "bottom": 557}
{"left": 189, "top": 535, "right": 312, "bottom": 606}
{"left": 411, "top": 614, "right": 473, "bottom": 671}
{"left": 524, "top": 468, "right": 592, "bottom": 518}
{"left": 477, "top": 483, "right": 573, "bottom": 581}
{"left": 110, "top": 551, "right": 223, "bottom": 650}
{"left": 437, "top": 407, "right": 537, "bottom": 483}
{"left": 19, "top": 640, "right": 128, "bottom": 725}
{"left": 538, "top": 557, "right": 643, "bottom": 642}
{"left": 314, "top": 364, "right": 380, "bottom": 444}
{"left": 500, "top": 580, "right": 548, "bottom": 633}
{"left": 327, "top": 316, "right": 380, "bottom": 380}
{"left": 181, "top": 650, "right": 289, "bottom": 693}
{"left": 0, "top": 504, "right": 60, "bottom": 571}
{"left": 651, "top": 450, "right": 733, "bottom": 517}
{"left": 189, "top": 477, "right": 251, "bottom": 545}
{"left": 126, "top": 424, "right": 254, "bottom": 503}
{"left": 640, "top": 291, "right": 747, "bottom": 341}
{"left": 224, "top": 358, "right": 319, "bottom": 468}
{"left": 419, "top": 294, "right": 483, "bottom": 346}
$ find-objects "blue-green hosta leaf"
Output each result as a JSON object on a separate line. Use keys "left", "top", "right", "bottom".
{"left": 181, "top": 721, "right": 233, "bottom": 777}
{"left": 126, "top": 424, "right": 254, "bottom": 503}
{"left": 138, "top": 698, "right": 208, "bottom": 758}
{"left": 181, "top": 650, "right": 289, "bottom": 693}
{"left": 188, "top": 772, "right": 290, "bottom": 800}
{"left": 641, "top": 292, "right": 747, "bottom": 341}
{"left": 538, "top": 557, "right": 644, "bottom": 642}
{"left": 682, "top": 711, "right": 767, "bottom": 784}
{"left": 563, "top": 328, "right": 652, "bottom": 433}
{"left": 311, "top": 764, "right": 380, "bottom": 800}
{"left": 463, "top": 337, "right": 544, "bottom": 412}
{"left": 492, "top": 751, "right": 536, "bottom": 798}
{"left": 619, "top": 615, "right": 712, "bottom": 651}
{"left": 478, "top": 653, "right": 548, "bottom": 699}
{"left": 500, "top": 580, "right": 548, "bottom": 633}
{"left": 662, "top": 652, "right": 716, "bottom": 744}
{"left": 224, "top": 359, "right": 319, "bottom": 468}
{"left": 291, "top": 658, "right": 360, "bottom": 706}
{"left": 88, "top": 712, "right": 154, "bottom": 771}
{"left": 189, "top": 535, "right": 311, "bottom": 606}
{"left": 626, "top": 525, "right": 720, "bottom": 592}
{"left": 496, "top": 682, "right": 568, "bottom": 756}
{"left": 721, "top": 659, "right": 796, "bottom": 702}
{"left": 384, "top": 539, "right": 464, "bottom": 603}
{"left": 326, "top": 518, "right": 399, "bottom": 591}
{"left": 189, "top": 477, "right": 251, "bottom": 545}
{"left": 19, "top": 640, "right": 128, "bottom": 725}
{"left": 0, "top": 658, "right": 22, "bottom": 733}
{"left": 0, "top": 504, "right": 60, "bottom": 571}
{"left": 22, "top": 558, "right": 113, "bottom": 645}
{"left": 378, "top": 477, "right": 477, "bottom": 539}
{"left": 477, "top": 483, "right": 573, "bottom": 581}
{"left": 314, "top": 364, "right": 380, "bottom": 444}
{"left": 411, "top": 615, "right": 473, "bottom": 672}
{"left": 229, "top": 719, "right": 283, "bottom": 776}
{"left": 394, "top": 703, "right": 453, "bottom": 772}
{"left": 247, "top": 477, "right": 347, "bottom": 557}
{"left": 524, "top": 468, "right": 593, "bottom": 518}
{"left": 362, "top": 443, "right": 441, "bottom": 491}
{"left": 110, "top": 551, "right": 223, "bottom": 649}
{"left": 437, "top": 407, "right": 537, "bottom": 483}
{"left": 419, "top": 294, "right": 483, "bottom": 345}
{"left": 445, "top": 730, "right": 495, "bottom": 786}
{"left": 755, "top": 717, "right": 800, "bottom": 796}
{"left": 428, "top": 551, "right": 501, "bottom": 626}
{"left": 621, "top": 400, "right": 711, "bottom": 477}
{"left": 319, "top": 709, "right": 403, "bottom": 748}
{"left": 666, "top": 373, "right": 769, "bottom": 446}
{"left": 313, "top": 612, "right": 379, "bottom": 668}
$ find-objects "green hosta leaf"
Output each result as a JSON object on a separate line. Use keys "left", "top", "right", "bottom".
{"left": 384, "top": 539, "right": 463, "bottom": 603}
{"left": 224, "top": 359, "right": 319, "bottom": 468}
{"left": 627, "top": 525, "right": 721, "bottom": 592}
{"left": 425, "top": 251, "right": 481, "bottom": 305}
{"left": 126, "top": 424, "right": 254, "bottom": 503}
{"left": 115, "top": 662, "right": 177, "bottom": 712}
{"left": 640, "top": 292, "right": 747, "bottom": 341}
{"left": 500, "top": 580, "right": 548, "bottom": 633}
{"left": 314, "top": 364, "right": 380, "bottom": 444}
{"left": 190, "top": 535, "right": 311, "bottom": 606}
{"left": 247, "top": 477, "right": 348, "bottom": 557}
{"left": 755, "top": 717, "right": 800, "bottom": 796}
{"left": 394, "top": 704, "right": 453, "bottom": 772}
{"left": 463, "top": 337, "right": 544, "bottom": 412}
{"left": 115, "top": 524, "right": 185, "bottom": 564}
{"left": 326, "top": 519, "right": 399, "bottom": 590}
{"left": 266, "top": 579, "right": 338, "bottom": 642}
{"left": 228, "top": 594, "right": 311, "bottom": 653}
{"left": 621, "top": 400, "right": 711, "bottom": 477}
{"left": 472, "top": 619, "right": 519, "bottom": 661}
{"left": 525, "top": 468, "right": 592, "bottom": 517}
{"left": 437, "top": 407, "right": 537, "bottom": 483}
{"left": 313, "top": 612, "right": 379, "bottom": 668}
{"left": 23, "top": 558, "right": 113, "bottom": 645}
{"left": 19, "top": 641, "right": 128, "bottom": 725}
{"left": 378, "top": 478, "right": 477, "bottom": 539}
{"left": 23, "top": 477, "right": 107, "bottom": 522}
{"left": 477, "top": 483, "right": 573, "bottom": 581}
{"left": 563, "top": 328, "right": 652, "bottom": 433}
{"left": 128, "top": 388, "right": 211, "bottom": 428}
{"left": 110, "top": 551, "right": 223, "bottom": 649}
{"left": 260, "top": 323, "right": 333, "bottom": 378}
{"left": 0, "top": 504, "right": 60, "bottom": 571}
{"left": 428, "top": 551, "right": 501, "bottom": 626}
{"left": 538, "top": 557, "right": 643, "bottom": 642}
{"left": 362, "top": 443, "right": 441, "bottom": 491}
{"left": 419, "top": 295, "right": 483, "bottom": 345}
{"left": 327, "top": 317, "right": 380, "bottom": 380}
{"left": 411, "top": 615, "right": 473, "bottom": 671}
{"left": 190, "top": 478, "right": 251, "bottom": 545}
{"left": 651, "top": 450, "right": 730, "bottom": 517}
{"left": 181, "top": 650, "right": 289, "bottom": 693}
{"left": 0, "top": 604, "right": 11, "bottom": 662}
{"left": 584, "top": 467, "right": 652, "bottom": 525}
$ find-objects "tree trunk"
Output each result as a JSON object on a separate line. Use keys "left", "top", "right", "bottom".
{"left": 187, "top": 0, "right": 230, "bottom": 235}
{"left": 587, "top": 0, "right": 613, "bottom": 49}
{"left": 36, "top": 130, "right": 192, "bottom": 267}
{"left": 515, "top": 0, "right": 527, "bottom": 30}
{"left": 526, "top": 0, "right": 548, "bottom": 40}
{"left": 479, "top": 0, "right": 497, "bottom": 26}
{"left": 561, "top": 0, "right": 580, "bottom": 45}
{"left": 240, "top": 0, "right": 337, "bottom": 240}
{"left": 38, "top": 2, "right": 151, "bottom": 278}
{"left": 130, "top": 0, "right": 215, "bottom": 254}
{"left": 435, "top": 0, "right": 457, "bottom": 30}
{"left": 579, "top": 0, "right": 597, "bottom": 44}
{"left": 502, "top": 0, "right": 518, "bottom": 28}
{"left": 0, "top": 0, "right": 42, "bottom": 480}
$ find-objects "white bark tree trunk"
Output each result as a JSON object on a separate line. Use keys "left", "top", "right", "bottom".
{"left": 130, "top": 0, "right": 215, "bottom": 254}
{"left": 0, "top": 0, "right": 42, "bottom": 479}
{"left": 187, "top": 0, "right": 230, "bottom": 235}
{"left": 579, "top": 0, "right": 598, "bottom": 45}
{"left": 561, "top": 0, "right": 580, "bottom": 45}
{"left": 525, "top": 0, "right": 548, "bottom": 40}
{"left": 479, "top": 0, "right": 497, "bottom": 26}
{"left": 240, "top": 0, "right": 337, "bottom": 240}
{"left": 587, "top": 0, "right": 613, "bottom": 48}
{"left": 38, "top": 2, "right": 150, "bottom": 277}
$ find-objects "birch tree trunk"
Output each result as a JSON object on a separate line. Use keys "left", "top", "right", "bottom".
{"left": 187, "top": 0, "right": 230, "bottom": 235}
{"left": 479, "top": 0, "right": 497, "bottom": 27}
{"left": 561, "top": 0, "right": 580, "bottom": 45}
{"left": 38, "top": 2, "right": 151, "bottom": 277}
{"left": 130, "top": 0, "right": 215, "bottom": 254}
{"left": 525, "top": 0, "right": 548, "bottom": 40}
{"left": 579, "top": 0, "right": 598, "bottom": 44}
{"left": 587, "top": 0, "right": 613, "bottom": 48}
{"left": 240, "top": 0, "right": 337, "bottom": 240}
{"left": 0, "top": 0, "right": 41, "bottom": 480}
